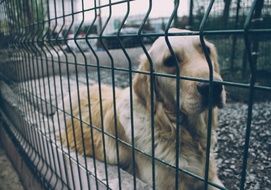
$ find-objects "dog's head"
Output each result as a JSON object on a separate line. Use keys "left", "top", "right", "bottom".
{"left": 134, "top": 28, "right": 226, "bottom": 115}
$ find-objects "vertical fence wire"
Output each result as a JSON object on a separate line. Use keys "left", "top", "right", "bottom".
{"left": 48, "top": 0, "right": 70, "bottom": 187}
{"left": 164, "top": 1, "right": 181, "bottom": 189}
{"left": 52, "top": 0, "right": 76, "bottom": 188}
{"left": 96, "top": 1, "right": 111, "bottom": 188}
{"left": 72, "top": 0, "right": 92, "bottom": 189}
{"left": 36, "top": 0, "right": 57, "bottom": 185}
{"left": 198, "top": 1, "right": 216, "bottom": 190}
{"left": 239, "top": 0, "right": 260, "bottom": 189}
{"left": 83, "top": 0, "right": 100, "bottom": 188}
{"left": 59, "top": 0, "right": 77, "bottom": 188}
{"left": 114, "top": 1, "right": 135, "bottom": 189}
{"left": 137, "top": 0, "right": 155, "bottom": 189}
{"left": 74, "top": 1, "right": 93, "bottom": 189}
{"left": 97, "top": 0, "right": 122, "bottom": 188}
{"left": 68, "top": 1, "right": 84, "bottom": 188}
{"left": 41, "top": 0, "right": 61, "bottom": 186}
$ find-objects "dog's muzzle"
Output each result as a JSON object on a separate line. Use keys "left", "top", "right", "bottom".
{"left": 197, "top": 81, "right": 224, "bottom": 108}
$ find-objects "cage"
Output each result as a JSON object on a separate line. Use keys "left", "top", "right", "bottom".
{"left": 0, "top": 0, "right": 270, "bottom": 190}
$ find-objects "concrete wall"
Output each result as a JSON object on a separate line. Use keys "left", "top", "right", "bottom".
{"left": 0, "top": 46, "right": 148, "bottom": 82}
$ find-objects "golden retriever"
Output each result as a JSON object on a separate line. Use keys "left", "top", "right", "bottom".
{"left": 61, "top": 28, "right": 226, "bottom": 189}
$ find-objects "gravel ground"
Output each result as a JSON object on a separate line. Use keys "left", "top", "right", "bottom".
{"left": 0, "top": 143, "right": 24, "bottom": 190}
{"left": 10, "top": 67, "right": 271, "bottom": 190}
{"left": 217, "top": 102, "right": 271, "bottom": 190}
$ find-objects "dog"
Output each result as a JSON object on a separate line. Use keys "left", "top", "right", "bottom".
{"left": 61, "top": 28, "right": 226, "bottom": 189}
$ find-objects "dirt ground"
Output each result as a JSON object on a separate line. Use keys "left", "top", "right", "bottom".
{"left": 0, "top": 143, "right": 24, "bottom": 190}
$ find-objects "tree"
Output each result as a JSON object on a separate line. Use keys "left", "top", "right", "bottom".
{"left": 223, "top": 0, "right": 232, "bottom": 27}
{"left": 173, "top": 0, "right": 179, "bottom": 27}
{"left": 5, "top": 0, "right": 45, "bottom": 30}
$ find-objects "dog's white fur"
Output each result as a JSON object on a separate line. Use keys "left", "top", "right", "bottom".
{"left": 61, "top": 28, "right": 226, "bottom": 189}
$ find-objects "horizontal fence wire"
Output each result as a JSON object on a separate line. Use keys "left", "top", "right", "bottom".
{"left": 0, "top": 0, "right": 270, "bottom": 190}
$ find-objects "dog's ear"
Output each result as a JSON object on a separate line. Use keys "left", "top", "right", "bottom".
{"left": 133, "top": 55, "right": 156, "bottom": 112}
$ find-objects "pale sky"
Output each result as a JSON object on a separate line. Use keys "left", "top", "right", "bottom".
{"left": 49, "top": 0, "right": 190, "bottom": 31}
{"left": 78, "top": 0, "right": 189, "bottom": 18}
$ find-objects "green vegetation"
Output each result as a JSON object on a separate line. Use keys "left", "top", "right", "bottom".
{"left": 2, "top": 0, "right": 45, "bottom": 35}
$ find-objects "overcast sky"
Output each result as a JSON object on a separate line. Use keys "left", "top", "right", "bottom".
{"left": 78, "top": 0, "right": 189, "bottom": 18}
{"left": 49, "top": 0, "right": 190, "bottom": 31}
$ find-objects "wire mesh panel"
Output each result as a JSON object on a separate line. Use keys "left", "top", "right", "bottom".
{"left": 0, "top": 0, "right": 270, "bottom": 190}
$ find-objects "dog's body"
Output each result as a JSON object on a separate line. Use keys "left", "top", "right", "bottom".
{"left": 61, "top": 29, "right": 226, "bottom": 189}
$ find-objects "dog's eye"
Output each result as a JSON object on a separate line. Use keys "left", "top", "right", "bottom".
{"left": 164, "top": 55, "right": 179, "bottom": 67}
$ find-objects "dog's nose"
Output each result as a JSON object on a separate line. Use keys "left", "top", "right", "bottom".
{"left": 197, "top": 82, "right": 223, "bottom": 98}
